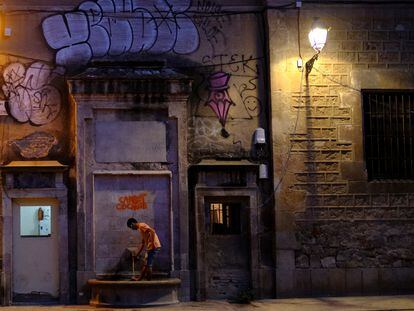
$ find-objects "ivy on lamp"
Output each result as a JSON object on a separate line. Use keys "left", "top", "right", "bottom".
{"left": 306, "top": 18, "right": 328, "bottom": 75}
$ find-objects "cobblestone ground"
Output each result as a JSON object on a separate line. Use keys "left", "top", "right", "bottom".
{"left": 1, "top": 296, "right": 414, "bottom": 311}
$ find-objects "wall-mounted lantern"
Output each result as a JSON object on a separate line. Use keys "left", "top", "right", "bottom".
{"left": 308, "top": 18, "right": 328, "bottom": 53}
{"left": 306, "top": 18, "right": 328, "bottom": 75}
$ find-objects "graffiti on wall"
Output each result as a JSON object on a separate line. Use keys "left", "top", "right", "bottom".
{"left": 10, "top": 131, "right": 58, "bottom": 159}
{"left": 193, "top": 0, "right": 229, "bottom": 52}
{"left": 188, "top": 53, "right": 263, "bottom": 159}
{"left": 116, "top": 193, "right": 149, "bottom": 211}
{"left": 42, "top": 0, "right": 200, "bottom": 70}
{"left": 196, "top": 53, "right": 262, "bottom": 120}
{"left": 2, "top": 62, "right": 62, "bottom": 125}
{"left": 206, "top": 71, "right": 235, "bottom": 137}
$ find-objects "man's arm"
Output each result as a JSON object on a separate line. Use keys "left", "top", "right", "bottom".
{"left": 137, "top": 239, "right": 145, "bottom": 257}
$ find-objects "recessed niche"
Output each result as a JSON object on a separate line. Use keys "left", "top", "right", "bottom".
{"left": 20, "top": 205, "right": 52, "bottom": 237}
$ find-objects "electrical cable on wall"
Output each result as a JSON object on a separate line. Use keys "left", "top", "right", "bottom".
{"left": 305, "top": 0, "right": 414, "bottom": 4}
{"left": 297, "top": 6, "right": 304, "bottom": 71}
{"left": 6, "top": 0, "right": 414, "bottom": 17}
{"left": 255, "top": 2, "right": 305, "bottom": 209}
{"left": 312, "top": 66, "right": 361, "bottom": 93}
{"left": 257, "top": 2, "right": 307, "bottom": 205}
{"left": 5, "top": 2, "right": 297, "bottom": 17}
{"left": 1, "top": 52, "right": 52, "bottom": 64}
{"left": 0, "top": 53, "right": 266, "bottom": 74}
{"left": 257, "top": 66, "right": 305, "bottom": 209}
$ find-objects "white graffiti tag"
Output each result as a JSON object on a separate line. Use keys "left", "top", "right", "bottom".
{"left": 2, "top": 63, "right": 61, "bottom": 125}
{"left": 42, "top": 0, "right": 200, "bottom": 69}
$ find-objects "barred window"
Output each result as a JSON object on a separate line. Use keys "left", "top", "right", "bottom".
{"left": 208, "top": 202, "right": 241, "bottom": 235}
{"left": 362, "top": 90, "right": 414, "bottom": 180}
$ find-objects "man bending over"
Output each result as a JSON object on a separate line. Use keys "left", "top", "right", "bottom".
{"left": 127, "top": 218, "right": 161, "bottom": 281}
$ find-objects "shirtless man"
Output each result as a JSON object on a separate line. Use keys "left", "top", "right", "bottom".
{"left": 127, "top": 218, "right": 161, "bottom": 281}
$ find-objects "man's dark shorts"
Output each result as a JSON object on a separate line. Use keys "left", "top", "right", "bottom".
{"left": 147, "top": 247, "right": 161, "bottom": 267}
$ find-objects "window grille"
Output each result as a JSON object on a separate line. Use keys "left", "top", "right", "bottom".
{"left": 208, "top": 202, "right": 241, "bottom": 235}
{"left": 362, "top": 90, "right": 414, "bottom": 180}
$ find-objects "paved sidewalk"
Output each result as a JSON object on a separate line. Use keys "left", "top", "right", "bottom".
{"left": 2, "top": 295, "right": 414, "bottom": 311}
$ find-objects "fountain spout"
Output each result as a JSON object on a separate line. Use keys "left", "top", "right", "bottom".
{"left": 126, "top": 247, "right": 139, "bottom": 279}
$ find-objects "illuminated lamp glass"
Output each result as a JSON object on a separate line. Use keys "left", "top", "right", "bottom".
{"left": 308, "top": 19, "right": 328, "bottom": 53}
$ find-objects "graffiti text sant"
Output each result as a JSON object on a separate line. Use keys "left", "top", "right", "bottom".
{"left": 116, "top": 193, "right": 148, "bottom": 211}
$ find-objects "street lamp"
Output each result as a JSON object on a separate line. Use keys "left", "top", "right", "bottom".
{"left": 308, "top": 19, "right": 328, "bottom": 53}
{"left": 306, "top": 18, "right": 328, "bottom": 75}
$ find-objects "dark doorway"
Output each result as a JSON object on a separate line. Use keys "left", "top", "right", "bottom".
{"left": 203, "top": 197, "right": 251, "bottom": 299}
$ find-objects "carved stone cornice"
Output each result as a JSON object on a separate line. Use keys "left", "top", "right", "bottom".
{"left": 67, "top": 62, "right": 192, "bottom": 98}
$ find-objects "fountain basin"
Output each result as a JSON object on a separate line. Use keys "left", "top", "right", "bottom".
{"left": 88, "top": 278, "right": 181, "bottom": 307}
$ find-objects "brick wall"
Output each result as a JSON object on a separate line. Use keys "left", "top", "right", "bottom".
{"left": 269, "top": 6, "right": 414, "bottom": 296}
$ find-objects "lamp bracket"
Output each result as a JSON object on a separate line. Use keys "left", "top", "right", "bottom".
{"left": 305, "top": 53, "right": 319, "bottom": 76}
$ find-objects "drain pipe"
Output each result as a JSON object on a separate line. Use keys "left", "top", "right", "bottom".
{"left": 169, "top": 174, "right": 174, "bottom": 274}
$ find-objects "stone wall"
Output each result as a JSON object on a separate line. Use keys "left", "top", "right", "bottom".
{"left": 1, "top": 1, "right": 272, "bottom": 302}
{"left": 269, "top": 5, "right": 414, "bottom": 296}
{"left": 3, "top": 0, "right": 269, "bottom": 164}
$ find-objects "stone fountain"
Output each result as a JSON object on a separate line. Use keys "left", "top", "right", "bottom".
{"left": 88, "top": 247, "right": 181, "bottom": 307}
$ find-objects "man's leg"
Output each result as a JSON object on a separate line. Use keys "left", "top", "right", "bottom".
{"left": 136, "top": 252, "right": 148, "bottom": 281}
{"left": 138, "top": 265, "right": 148, "bottom": 281}
{"left": 144, "top": 248, "right": 160, "bottom": 280}
{"left": 146, "top": 266, "right": 153, "bottom": 281}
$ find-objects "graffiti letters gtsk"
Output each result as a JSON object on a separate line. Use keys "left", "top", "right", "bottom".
{"left": 2, "top": 62, "right": 62, "bottom": 125}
